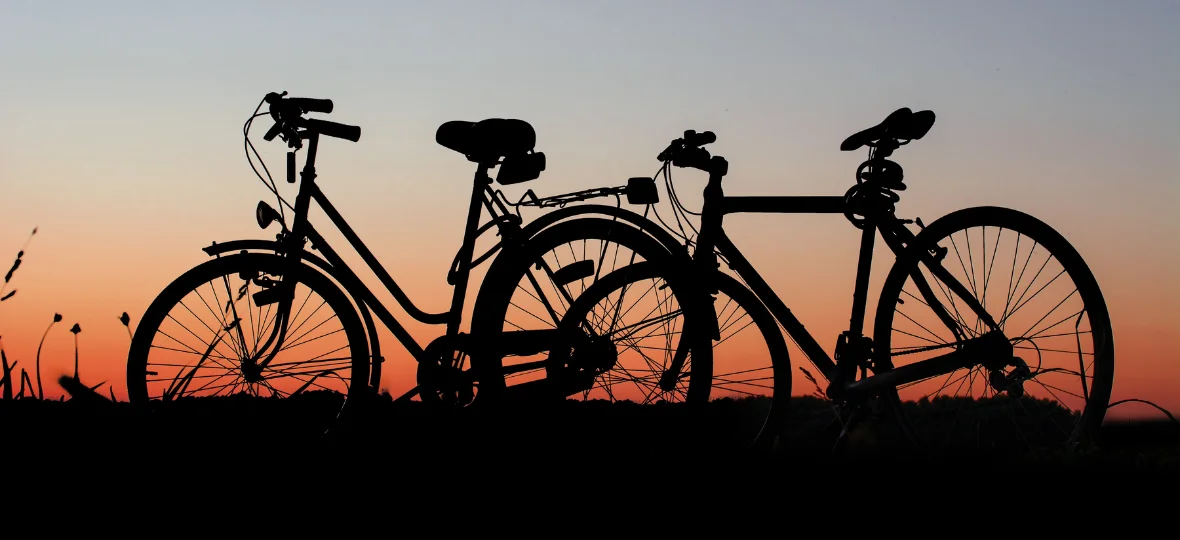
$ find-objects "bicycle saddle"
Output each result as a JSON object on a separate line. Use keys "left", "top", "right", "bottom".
{"left": 437, "top": 118, "right": 537, "bottom": 162}
{"left": 840, "top": 108, "right": 936, "bottom": 151}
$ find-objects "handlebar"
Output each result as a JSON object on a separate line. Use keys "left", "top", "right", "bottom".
{"left": 300, "top": 117, "right": 361, "bottom": 142}
{"left": 261, "top": 91, "right": 361, "bottom": 145}
{"left": 657, "top": 129, "right": 714, "bottom": 161}
{"left": 658, "top": 129, "right": 725, "bottom": 175}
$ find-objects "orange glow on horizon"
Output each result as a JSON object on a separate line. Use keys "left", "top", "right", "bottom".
{"left": 1, "top": 197, "right": 1176, "bottom": 422}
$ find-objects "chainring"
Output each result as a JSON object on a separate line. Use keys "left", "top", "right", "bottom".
{"left": 417, "top": 336, "right": 477, "bottom": 407}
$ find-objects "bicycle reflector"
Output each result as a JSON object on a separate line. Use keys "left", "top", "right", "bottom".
{"left": 626, "top": 177, "right": 659, "bottom": 205}
{"left": 256, "top": 201, "right": 281, "bottom": 230}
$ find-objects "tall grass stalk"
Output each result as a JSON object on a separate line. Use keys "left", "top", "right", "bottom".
{"left": 36, "top": 313, "right": 63, "bottom": 399}
{"left": 70, "top": 323, "right": 81, "bottom": 379}
{"left": 0, "top": 348, "right": 12, "bottom": 400}
{"left": 0, "top": 227, "right": 37, "bottom": 303}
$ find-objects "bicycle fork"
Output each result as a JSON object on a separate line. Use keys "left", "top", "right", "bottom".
{"left": 235, "top": 267, "right": 298, "bottom": 384}
{"left": 658, "top": 166, "right": 726, "bottom": 392}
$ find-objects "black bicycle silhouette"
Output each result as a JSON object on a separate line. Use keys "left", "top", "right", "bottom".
{"left": 615, "top": 107, "right": 1114, "bottom": 452}
{"left": 124, "top": 92, "right": 714, "bottom": 426}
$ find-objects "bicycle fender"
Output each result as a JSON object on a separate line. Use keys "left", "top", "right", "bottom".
{"left": 512, "top": 204, "right": 690, "bottom": 259}
{"left": 203, "top": 238, "right": 285, "bottom": 257}
{"left": 512, "top": 206, "right": 715, "bottom": 336}
{"left": 202, "top": 239, "right": 346, "bottom": 274}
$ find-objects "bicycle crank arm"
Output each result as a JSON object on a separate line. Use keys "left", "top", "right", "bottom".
{"left": 838, "top": 332, "right": 1013, "bottom": 399}
{"left": 499, "top": 374, "right": 597, "bottom": 402}
{"left": 489, "top": 328, "right": 573, "bottom": 358}
{"left": 393, "top": 386, "right": 420, "bottom": 404}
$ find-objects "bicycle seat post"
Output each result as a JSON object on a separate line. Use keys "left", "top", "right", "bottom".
{"left": 446, "top": 163, "right": 495, "bottom": 337}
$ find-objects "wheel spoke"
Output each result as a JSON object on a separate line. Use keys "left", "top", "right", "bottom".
{"left": 881, "top": 212, "right": 1111, "bottom": 453}
{"left": 131, "top": 255, "right": 360, "bottom": 407}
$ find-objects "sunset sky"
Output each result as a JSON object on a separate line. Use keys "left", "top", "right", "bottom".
{"left": 1, "top": 0, "right": 1176, "bottom": 419}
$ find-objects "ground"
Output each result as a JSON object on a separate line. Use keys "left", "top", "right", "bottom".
{"left": 5, "top": 393, "right": 1177, "bottom": 488}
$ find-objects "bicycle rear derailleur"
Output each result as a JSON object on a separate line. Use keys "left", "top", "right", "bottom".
{"left": 988, "top": 356, "right": 1033, "bottom": 398}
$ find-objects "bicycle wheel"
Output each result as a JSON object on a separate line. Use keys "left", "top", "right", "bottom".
{"left": 555, "top": 261, "right": 792, "bottom": 449}
{"left": 459, "top": 217, "right": 691, "bottom": 402}
{"left": 873, "top": 206, "right": 1114, "bottom": 454}
{"left": 127, "top": 252, "right": 371, "bottom": 427}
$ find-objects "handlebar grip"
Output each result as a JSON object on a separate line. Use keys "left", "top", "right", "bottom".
{"left": 289, "top": 97, "right": 333, "bottom": 114}
{"left": 301, "top": 118, "right": 361, "bottom": 142}
{"left": 672, "top": 147, "right": 711, "bottom": 170}
{"left": 692, "top": 131, "right": 716, "bottom": 146}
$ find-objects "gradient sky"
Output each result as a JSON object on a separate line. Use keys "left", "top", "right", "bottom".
{"left": 1, "top": 0, "right": 1177, "bottom": 418}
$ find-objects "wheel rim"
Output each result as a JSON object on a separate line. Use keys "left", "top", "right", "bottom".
{"left": 130, "top": 255, "right": 366, "bottom": 404}
{"left": 465, "top": 218, "right": 680, "bottom": 401}
{"left": 878, "top": 211, "right": 1112, "bottom": 453}
{"left": 497, "top": 234, "right": 674, "bottom": 399}
{"left": 556, "top": 263, "right": 696, "bottom": 403}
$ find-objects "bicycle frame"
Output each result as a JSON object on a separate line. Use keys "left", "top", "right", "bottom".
{"left": 692, "top": 164, "right": 1011, "bottom": 402}
{"left": 235, "top": 131, "right": 557, "bottom": 379}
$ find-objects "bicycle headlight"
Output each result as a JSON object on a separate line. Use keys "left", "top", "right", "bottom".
{"left": 256, "top": 201, "right": 281, "bottom": 230}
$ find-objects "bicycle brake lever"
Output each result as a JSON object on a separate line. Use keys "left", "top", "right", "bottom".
{"left": 263, "top": 122, "right": 283, "bottom": 141}
{"left": 657, "top": 138, "right": 684, "bottom": 162}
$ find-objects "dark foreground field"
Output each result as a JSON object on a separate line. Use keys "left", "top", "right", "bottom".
{"left": 5, "top": 393, "right": 1178, "bottom": 488}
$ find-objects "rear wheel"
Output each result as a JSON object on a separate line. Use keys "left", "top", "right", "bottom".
{"left": 549, "top": 260, "right": 711, "bottom": 404}
{"left": 874, "top": 206, "right": 1114, "bottom": 455}
{"left": 460, "top": 218, "right": 694, "bottom": 403}
{"left": 555, "top": 261, "right": 792, "bottom": 449}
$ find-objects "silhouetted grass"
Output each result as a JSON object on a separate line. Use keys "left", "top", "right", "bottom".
{"left": 0, "top": 228, "right": 36, "bottom": 400}
{"left": 3, "top": 391, "right": 1176, "bottom": 482}
{"left": 1, "top": 228, "right": 121, "bottom": 403}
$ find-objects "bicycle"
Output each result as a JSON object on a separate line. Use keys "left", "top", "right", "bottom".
{"left": 632, "top": 107, "right": 1114, "bottom": 453}
{"left": 125, "top": 91, "right": 714, "bottom": 429}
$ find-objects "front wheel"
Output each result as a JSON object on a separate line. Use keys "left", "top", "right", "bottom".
{"left": 873, "top": 206, "right": 1114, "bottom": 455}
{"left": 126, "top": 252, "right": 371, "bottom": 428}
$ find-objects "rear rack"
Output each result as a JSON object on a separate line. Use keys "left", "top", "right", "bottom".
{"left": 506, "top": 177, "right": 660, "bottom": 209}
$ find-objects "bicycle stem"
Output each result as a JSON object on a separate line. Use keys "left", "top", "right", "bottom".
{"left": 446, "top": 166, "right": 494, "bottom": 337}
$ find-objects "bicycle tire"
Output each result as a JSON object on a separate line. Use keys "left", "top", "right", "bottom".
{"left": 873, "top": 206, "right": 1114, "bottom": 453}
{"left": 560, "top": 261, "right": 793, "bottom": 449}
{"left": 126, "top": 252, "right": 371, "bottom": 424}
{"left": 466, "top": 217, "right": 703, "bottom": 400}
